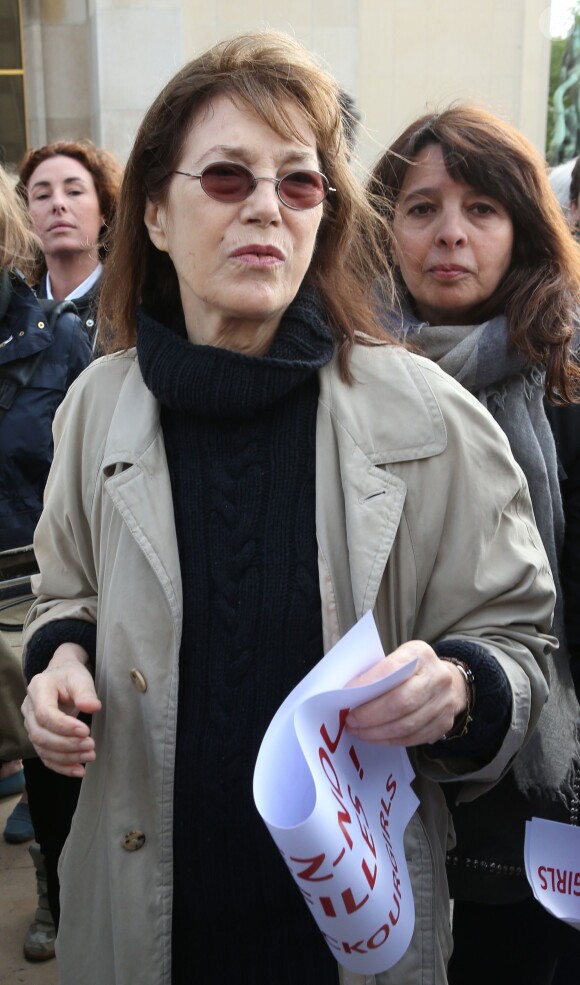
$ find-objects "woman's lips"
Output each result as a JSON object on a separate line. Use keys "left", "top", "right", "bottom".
{"left": 428, "top": 264, "right": 471, "bottom": 280}
{"left": 230, "top": 244, "right": 285, "bottom": 266}
{"left": 48, "top": 222, "right": 75, "bottom": 233}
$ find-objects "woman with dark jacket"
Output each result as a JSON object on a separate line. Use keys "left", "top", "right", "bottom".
{"left": 0, "top": 163, "right": 91, "bottom": 959}
{"left": 11, "top": 140, "right": 120, "bottom": 947}
{"left": 18, "top": 141, "right": 122, "bottom": 352}
{"left": 0, "top": 271, "right": 90, "bottom": 549}
{"left": 370, "top": 104, "right": 580, "bottom": 985}
{"left": 0, "top": 161, "right": 91, "bottom": 600}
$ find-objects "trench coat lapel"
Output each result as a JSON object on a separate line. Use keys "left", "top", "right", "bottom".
{"left": 316, "top": 401, "right": 408, "bottom": 641}
{"left": 100, "top": 358, "right": 182, "bottom": 622}
{"left": 316, "top": 345, "right": 447, "bottom": 645}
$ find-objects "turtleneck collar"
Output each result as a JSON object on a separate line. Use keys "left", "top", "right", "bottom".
{"left": 136, "top": 288, "right": 335, "bottom": 419}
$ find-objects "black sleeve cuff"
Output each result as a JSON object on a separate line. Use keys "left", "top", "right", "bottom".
{"left": 425, "top": 639, "right": 512, "bottom": 762}
{"left": 24, "top": 619, "right": 97, "bottom": 682}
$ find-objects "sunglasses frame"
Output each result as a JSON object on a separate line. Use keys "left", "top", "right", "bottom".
{"left": 173, "top": 161, "right": 335, "bottom": 211}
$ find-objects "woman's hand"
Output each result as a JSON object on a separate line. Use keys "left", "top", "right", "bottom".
{"left": 346, "top": 640, "right": 467, "bottom": 746}
{"left": 22, "top": 642, "right": 102, "bottom": 777}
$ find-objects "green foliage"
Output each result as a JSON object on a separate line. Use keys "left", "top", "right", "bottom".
{"left": 547, "top": 5, "right": 580, "bottom": 157}
{"left": 548, "top": 35, "right": 568, "bottom": 152}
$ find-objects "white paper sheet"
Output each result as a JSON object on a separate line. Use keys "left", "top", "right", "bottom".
{"left": 253, "top": 611, "right": 420, "bottom": 973}
{"left": 525, "top": 817, "right": 580, "bottom": 930}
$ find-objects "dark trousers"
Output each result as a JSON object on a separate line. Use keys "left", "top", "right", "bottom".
{"left": 449, "top": 896, "right": 580, "bottom": 985}
{"left": 23, "top": 756, "right": 81, "bottom": 929}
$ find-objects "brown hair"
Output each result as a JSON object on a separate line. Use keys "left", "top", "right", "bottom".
{"left": 0, "top": 165, "right": 41, "bottom": 278}
{"left": 98, "top": 30, "right": 392, "bottom": 378}
{"left": 370, "top": 105, "right": 580, "bottom": 402}
{"left": 18, "top": 140, "right": 122, "bottom": 270}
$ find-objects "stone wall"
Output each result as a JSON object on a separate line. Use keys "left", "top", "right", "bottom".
{"left": 20, "top": 0, "right": 551, "bottom": 165}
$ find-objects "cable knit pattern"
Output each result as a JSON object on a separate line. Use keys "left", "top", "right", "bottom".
{"left": 138, "top": 290, "right": 337, "bottom": 984}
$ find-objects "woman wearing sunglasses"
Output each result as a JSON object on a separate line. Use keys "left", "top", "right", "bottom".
{"left": 20, "top": 32, "right": 554, "bottom": 985}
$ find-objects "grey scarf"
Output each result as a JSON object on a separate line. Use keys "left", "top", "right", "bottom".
{"left": 386, "top": 301, "right": 580, "bottom": 806}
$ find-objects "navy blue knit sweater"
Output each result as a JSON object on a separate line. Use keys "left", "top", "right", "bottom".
{"left": 138, "top": 291, "right": 337, "bottom": 983}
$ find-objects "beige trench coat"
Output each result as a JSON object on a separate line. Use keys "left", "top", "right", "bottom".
{"left": 24, "top": 341, "right": 554, "bottom": 985}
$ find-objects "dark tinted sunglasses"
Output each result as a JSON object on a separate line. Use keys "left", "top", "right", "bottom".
{"left": 173, "top": 161, "right": 335, "bottom": 210}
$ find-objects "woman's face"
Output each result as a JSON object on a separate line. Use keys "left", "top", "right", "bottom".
{"left": 144, "top": 94, "right": 324, "bottom": 353}
{"left": 391, "top": 144, "right": 514, "bottom": 325}
{"left": 26, "top": 155, "right": 104, "bottom": 260}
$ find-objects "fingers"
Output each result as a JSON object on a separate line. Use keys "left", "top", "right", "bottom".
{"left": 37, "top": 745, "right": 96, "bottom": 779}
{"left": 27, "top": 649, "right": 100, "bottom": 724}
{"left": 347, "top": 643, "right": 423, "bottom": 689}
{"left": 345, "top": 640, "right": 462, "bottom": 745}
{"left": 48, "top": 642, "right": 102, "bottom": 715}
{"left": 347, "top": 704, "right": 454, "bottom": 745}
{"left": 22, "top": 688, "right": 98, "bottom": 777}
{"left": 21, "top": 646, "right": 102, "bottom": 777}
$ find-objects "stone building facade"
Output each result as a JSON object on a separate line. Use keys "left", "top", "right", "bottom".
{"left": 3, "top": 0, "right": 552, "bottom": 169}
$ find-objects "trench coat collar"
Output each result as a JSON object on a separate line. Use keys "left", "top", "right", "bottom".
{"left": 101, "top": 354, "right": 160, "bottom": 466}
{"left": 100, "top": 339, "right": 448, "bottom": 465}
{"left": 319, "top": 340, "right": 448, "bottom": 465}
{"left": 99, "top": 354, "right": 182, "bottom": 621}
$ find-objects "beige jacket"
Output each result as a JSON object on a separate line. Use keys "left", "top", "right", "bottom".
{"left": 25, "top": 341, "right": 554, "bottom": 985}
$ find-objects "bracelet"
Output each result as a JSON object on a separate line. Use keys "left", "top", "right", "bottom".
{"left": 439, "top": 656, "right": 475, "bottom": 740}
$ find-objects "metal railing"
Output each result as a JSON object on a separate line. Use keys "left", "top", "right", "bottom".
{"left": 0, "top": 546, "right": 37, "bottom": 626}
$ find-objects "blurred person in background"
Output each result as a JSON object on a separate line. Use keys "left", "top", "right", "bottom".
{"left": 0, "top": 162, "right": 91, "bottom": 961}
{"left": 541, "top": 151, "right": 580, "bottom": 985}
{"left": 549, "top": 156, "right": 577, "bottom": 214}
{"left": 568, "top": 156, "right": 580, "bottom": 238}
{"left": 18, "top": 140, "right": 122, "bottom": 352}
{"left": 11, "top": 139, "right": 120, "bottom": 949}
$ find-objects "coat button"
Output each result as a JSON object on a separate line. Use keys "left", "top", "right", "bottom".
{"left": 129, "top": 668, "right": 147, "bottom": 693}
{"left": 122, "top": 830, "right": 146, "bottom": 852}
{"left": 38, "top": 321, "right": 45, "bottom": 329}
{"left": 86, "top": 318, "right": 95, "bottom": 328}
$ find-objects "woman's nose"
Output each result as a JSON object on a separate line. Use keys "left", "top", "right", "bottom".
{"left": 51, "top": 193, "right": 67, "bottom": 212}
{"left": 240, "top": 179, "right": 282, "bottom": 224}
{"left": 435, "top": 211, "right": 468, "bottom": 247}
